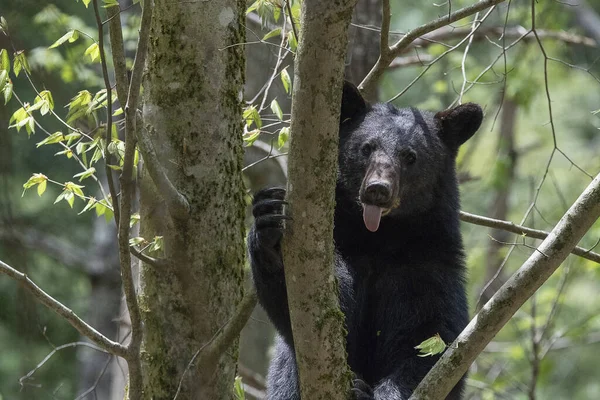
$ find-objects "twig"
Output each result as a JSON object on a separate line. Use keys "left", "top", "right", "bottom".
{"left": 460, "top": 211, "right": 600, "bottom": 264}
{"left": 284, "top": 0, "right": 298, "bottom": 43}
{"left": 0, "top": 260, "right": 127, "bottom": 357}
{"left": 458, "top": 12, "right": 480, "bottom": 103}
{"left": 130, "top": 245, "right": 166, "bottom": 268}
{"left": 174, "top": 288, "right": 258, "bottom": 400}
{"left": 360, "top": 0, "right": 508, "bottom": 93}
{"left": 20, "top": 341, "right": 108, "bottom": 387}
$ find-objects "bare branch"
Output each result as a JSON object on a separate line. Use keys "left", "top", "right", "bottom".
{"left": 360, "top": 0, "right": 508, "bottom": 93}
{"left": 0, "top": 260, "right": 127, "bottom": 357}
{"left": 460, "top": 211, "right": 600, "bottom": 264}
{"left": 107, "top": 6, "right": 129, "bottom": 106}
{"left": 411, "top": 172, "right": 600, "bottom": 399}
{"left": 20, "top": 342, "right": 108, "bottom": 387}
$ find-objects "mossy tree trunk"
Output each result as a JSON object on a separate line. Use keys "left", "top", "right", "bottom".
{"left": 139, "top": 1, "right": 246, "bottom": 398}
{"left": 281, "top": 0, "right": 358, "bottom": 399}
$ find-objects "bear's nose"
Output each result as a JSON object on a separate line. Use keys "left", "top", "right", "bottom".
{"left": 364, "top": 182, "right": 392, "bottom": 206}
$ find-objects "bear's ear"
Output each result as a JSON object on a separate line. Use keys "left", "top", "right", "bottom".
{"left": 341, "top": 80, "right": 368, "bottom": 124}
{"left": 435, "top": 103, "right": 483, "bottom": 148}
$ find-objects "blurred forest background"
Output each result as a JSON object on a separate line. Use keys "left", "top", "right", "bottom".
{"left": 1, "top": 0, "right": 599, "bottom": 399}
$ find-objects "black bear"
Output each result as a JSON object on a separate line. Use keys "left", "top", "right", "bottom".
{"left": 248, "top": 81, "right": 483, "bottom": 399}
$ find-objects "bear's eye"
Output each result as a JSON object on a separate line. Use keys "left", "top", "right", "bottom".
{"left": 361, "top": 143, "right": 373, "bottom": 157}
{"left": 404, "top": 150, "right": 417, "bottom": 165}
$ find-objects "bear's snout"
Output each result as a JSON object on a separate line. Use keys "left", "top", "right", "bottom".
{"left": 363, "top": 182, "right": 392, "bottom": 206}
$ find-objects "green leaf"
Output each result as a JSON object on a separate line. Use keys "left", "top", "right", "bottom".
{"left": 3, "top": 80, "right": 12, "bottom": 104}
{"left": 263, "top": 28, "right": 281, "bottom": 41}
{"left": 90, "top": 146, "right": 103, "bottom": 165}
{"left": 64, "top": 181, "right": 85, "bottom": 199}
{"left": 149, "top": 236, "right": 164, "bottom": 253}
{"left": 65, "top": 132, "right": 82, "bottom": 145}
{"left": 129, "top": 237, "right": 146, "bottom": 247}
{"left": 13, "top": 51, "right": 29, "bottom": 77}
{"left": 37, "top": 179, "right": 47, "bottom": 196}
{"left": 66, "top": 90, "right": 92, "bottom": 123}
{"left": 0, "top": 70, "right": 6, "bottom": 91}
{"left": 79, "top": 197, "right": 97, "bottom": 214}
{"left": 34, "top": 90, "right": 54, "bottom": 116}
{"left": 243, "top": 106, "right": 262, "bottom": 129}
{"left": 270, "top": 99, "right": 283, "bottom": 120}
{"left": 280, "top": 67, "right": 291, "bottom": 94}
{"left": 36, "top": 132, "right": 64, "bottom": 147}
{"left": 0, "top": 48, "right": 9, "bottom": 73}
{"left": 73, "top": 167, "right": 96, "bottom": 181}
{"left": 243, "top": 129, "right": 260, "bottom": 147}
{"left": 233, "top": 376, "right": 245, "bottom": 400}
{"left": 55, "top": 148, "right": 74, "bottom": 159}
{"left": 415, "top": 333, "right": 447, "bottom": 357}
{"left": 287, "top": 31, "right": 297, "bottom": 51}
{"left": 49, "top": 30, "right": 78, "bottom": 49}
{"left": 84, "top": 43, "right": 100, "bottom": 63}
{"left": 0, "top": 16, "right": 8, "bottom": 35}
{"left": 22, "top": 173, "right": 48, "bottom": 196}
{"left": 130, "top": 213, "right": 140, "bottom": 228}
{"left": 103, "top": 0, "right": 119, "bottom": 7}
{"left": 277, "top": 126, "right": 289, "bottom": 149}
{"left": 112, "top": 107, "right": 123, "bottom": 116}
{"left": 82, "top": 0, "right": 92, "bottom": 7}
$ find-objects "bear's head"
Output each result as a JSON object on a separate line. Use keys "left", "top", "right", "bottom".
{"left": 337, "top": 81, "right": 483, "bottom": 232}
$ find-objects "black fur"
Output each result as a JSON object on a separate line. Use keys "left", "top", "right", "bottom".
{"left": 248, "top": 82, "right": 483, "bottom": 400}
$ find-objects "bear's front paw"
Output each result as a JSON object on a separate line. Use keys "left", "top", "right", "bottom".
{"left": 352, "top": 379, "right": 375, "bottom": 400}
{"left": 250, "top": 187, "right": 290, "bottom": 250}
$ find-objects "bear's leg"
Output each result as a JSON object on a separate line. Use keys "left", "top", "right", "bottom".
{"left": 266, "top": 336, "right": 300, "bottom": 400}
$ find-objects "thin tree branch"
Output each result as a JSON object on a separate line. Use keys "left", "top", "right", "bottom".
{"left": 107, "top": 6, "right": 130, "bottom": 106}
{"left": 0, "top": 260, "right": 127, "bottom": 357}
{"left": 460, "top": 211, "right": 600, "bottom": 264}
{"left": 115, "top": 2, "right": 155, "bottom": 397}
{"left": 410, "top": 172, "right": 600, "bottom": 399}
{"left": 20, "top": 341, "right": 109, "bottom": 387}
{"left": 360, "top": 0, "right": 508, "bottom": 93}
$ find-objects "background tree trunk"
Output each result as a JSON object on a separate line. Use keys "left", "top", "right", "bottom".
{"left": 346, "top": 0, "right": 382, "bottom": 101}
{"left": 140, "top": 0, "right": 247, "bottom": 398}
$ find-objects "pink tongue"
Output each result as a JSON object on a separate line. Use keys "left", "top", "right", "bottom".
{"left": 363, "top": 204, "right": 382, "bottom": 232}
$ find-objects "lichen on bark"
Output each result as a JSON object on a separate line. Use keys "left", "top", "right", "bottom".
{"left": 139, "top": 0, "right": 247, "bottom": 398}
{"left": 281, "top": 0, "right": 358, "bottom": 399}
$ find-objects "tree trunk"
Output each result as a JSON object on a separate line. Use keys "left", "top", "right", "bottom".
{"left": 140, "top": 0, "right": 247, "bottom": 398}
{"left": 346, "top": 0, "right": 382, "bottom": 101}
{"left": 282, "top": 0, "right": 358, "bottom": 399}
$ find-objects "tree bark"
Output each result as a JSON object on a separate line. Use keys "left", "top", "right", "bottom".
{"left": 346, "top": 0, "right": 382, "bottom": 101}
{"left": 140, "top": 0, "right": 247, "bottom": 398}
{"left": 281, "top": 0, "right": 358, "bottom": 399}
{"left": 410, "top": 172, "right": 600, "bottom": 400}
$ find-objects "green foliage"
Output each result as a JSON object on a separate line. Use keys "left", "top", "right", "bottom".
{"left": 277, "top": 126, "right": 289, "bottom": 149}
{"left": 414, "top": 333, "right": 447, "bottom": 357}
{"left": 48, "top": 29, "right": 79, "bottom": 49}
{"left": 233, "top": 376, "right": 246, "bottom": 400}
